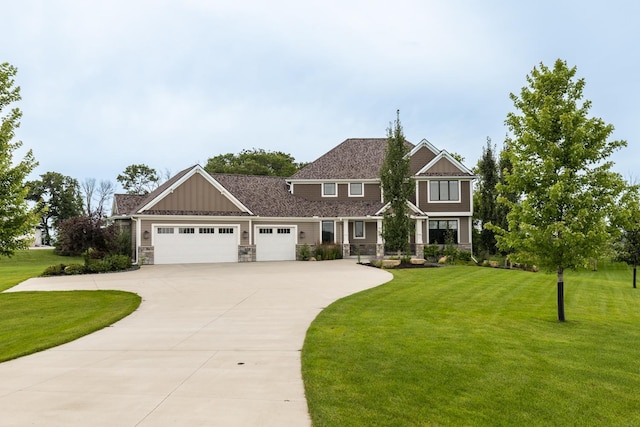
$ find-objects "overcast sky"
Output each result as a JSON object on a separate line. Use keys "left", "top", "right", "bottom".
{"left": 4, "top": 1, "right": 640, "bottom": 189}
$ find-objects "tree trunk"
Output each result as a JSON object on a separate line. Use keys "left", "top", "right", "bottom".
{"left": 633, "top": 263, "right": 637, "bottom": 289}
{"left": 557, "top": 266, "right": 565, "bottom": 322}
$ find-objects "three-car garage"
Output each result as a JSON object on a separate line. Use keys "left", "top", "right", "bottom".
{"left": 151, "top": 224, "right": 297, "bottom": 264}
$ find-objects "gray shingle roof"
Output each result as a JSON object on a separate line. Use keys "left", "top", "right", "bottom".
{"left": 290, "top": 138, "right": 414, "bottom": 180}
{"left": 112, "top": 194, "right": 146, "bottom": 215}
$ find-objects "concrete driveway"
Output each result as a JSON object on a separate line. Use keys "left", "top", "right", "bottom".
{"left": 0, "top": 260, "right": 391, "bottom": 426}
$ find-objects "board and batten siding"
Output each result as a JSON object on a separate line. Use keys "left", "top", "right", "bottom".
{"left": 150, "top": 173, "right": 243, "bottom": 213}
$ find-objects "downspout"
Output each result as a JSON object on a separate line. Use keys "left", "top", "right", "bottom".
{"left": 134, "top": 217, "right": 141, "bottom": 265}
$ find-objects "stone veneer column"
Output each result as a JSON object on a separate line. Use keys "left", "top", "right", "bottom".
{"left": 342, "top": 219, "right": 350, "bottom": 258}
{"left": 415, "top": 219, "right": 424, "bottom": 258}
{"left": 376, "top": 219, "right": 384, "bottom": 258}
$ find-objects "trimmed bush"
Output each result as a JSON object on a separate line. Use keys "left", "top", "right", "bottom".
{"left": 64, "top": 264, "right": 86, "bottom": 275}
{"left": 42, "top": 264, "right": 65, "bottom": 276}
{"left": 424, "top": 244, "right": 441, "bottom": 262}
{"left": 86, "top": 260, "right": 111, "bottom": 273}
{"left": 298, "top": 243, "right": 312, "bottom": 261}
{"left": 104, "top": 254, "right": 132, "bottom": 271}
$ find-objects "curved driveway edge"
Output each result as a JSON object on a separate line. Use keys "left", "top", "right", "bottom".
{"left": 0, "top": 260, "right": 391, "bottom": 426}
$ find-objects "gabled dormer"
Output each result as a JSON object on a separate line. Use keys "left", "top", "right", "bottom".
{"left": 407, "top": 141, "right": 475, "bottom": 215}
{"left": 115, "top": 165, "right": 253, "bottom": 216}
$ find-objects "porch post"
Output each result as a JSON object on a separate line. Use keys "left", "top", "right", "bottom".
{"left": 376, "top": 219, "right": 384, "bottom": 258}
{"left": 415, "top": 219, "right": 424, "bottom": 259}
{"left": 342, "top": 219, "right": 350, "bottom": 258}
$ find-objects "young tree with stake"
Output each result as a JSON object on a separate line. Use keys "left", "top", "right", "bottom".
{"left": 494, "top": 59, "right": 626, "bottom": 321}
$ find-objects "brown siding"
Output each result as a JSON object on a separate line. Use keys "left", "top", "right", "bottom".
{"left": 419, "top": 180, "right": 471, "bottom": 213}
{"left": 459, "top": 217, "right": 471, "bottom": 244}
{"left": 410, "top": 146, "right": 437, "bottom": 175}
{"left": 297, "top": 222, "right": 320, "bottom": 244}
{"left": 292, "top": 183, "right": 322, "bottom": 200}
{"left": 150, "top": 173, "right": 242, "bottom": 213}
{"left": 426, "top": 157, "right": 463, "bottom": 175}
{"left": 292, "top": 182, "right": 381, "bottom": 201}
{"left": 365, "top": 183, "right": 382, "bottom": 202}
{"left": 348, "top": 221, "right": 378, "bottom": 244}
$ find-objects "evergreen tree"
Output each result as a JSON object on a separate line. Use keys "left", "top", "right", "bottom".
{"left": 0, "top": 63, "right": 38, "bottom": 256}
{"left": 380, "top": 110, "right": 413, "bottom": 254}
{"left": 473, "top": 138, "right": 499, "bottom": 255}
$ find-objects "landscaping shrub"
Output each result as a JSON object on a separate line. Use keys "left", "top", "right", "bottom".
{"left": 55, "top": 216, "right": 119, "bottom": 257}
{"left": 86, "top": 259, "right": 111, "bottom": 273}
{"left": 314, "top": 244, "right": 343, "bottom": 260}
{"left": 42, "top": 264, "right": 65, "bottom": 276}
{"left": 424, "top": 244, "right": 441, "bottom": 262}
{"left": 104, "top": 254, "right": 132, "bottom": 271}
{"left": 457, "top": 251, "right": 473, "bottom": 262}
{"left": 298, "top": 243, "right": 312, "bottom": 261}
{"left": 64, "top": 264, "right": 86, "bottom": 275}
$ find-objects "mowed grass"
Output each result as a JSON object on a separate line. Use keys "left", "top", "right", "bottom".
{"left": 0, "top": 291, "right": 141, "bottom": 362}
{"left": 302, "top": 264, "right": 640, "bottom": 426}
{"left": 0, "top": 249, "right": 83, "bottom": 291}
{"left": 0, "top": 250, "right": 141, "bottom": 363}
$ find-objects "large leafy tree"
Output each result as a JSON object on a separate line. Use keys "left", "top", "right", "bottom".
{"left": 0, "top": 63, "right": 38, "bottom": 256}
{"left": 117, "top": 164, "right": 159, "bottom": 195}
{"left": 611, "top": 184, "right": 640, "bottom": 288}
{"left": 204, "top": 148, "right": 305, "bottom": 177}
{"left": 494, "top": 59, "right": 627, "bottom": 321}
{"left": 380, "top": 110, "right": 413, "bottom": 254}
{"left": 26, "top": 172, "right": 83, "bottom": 245}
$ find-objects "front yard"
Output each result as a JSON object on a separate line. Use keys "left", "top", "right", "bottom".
{"left": 0, "top": 250, "right": 141, "bottom": 362}
{"left": 302, "top": 263, "right": 640, "bottom": 426}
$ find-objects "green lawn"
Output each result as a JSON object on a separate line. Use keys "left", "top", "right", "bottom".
{"left": 302, "top": 264, "right": 640, "bottom": 426}
{"left": 0, "top": 249, "right": 83, "bottom": 291}
{"left": 0, "top": 291, "right": 141, "bottom": 362}
{"left": 0, "top": 250, "right": 141, "bottom": 363}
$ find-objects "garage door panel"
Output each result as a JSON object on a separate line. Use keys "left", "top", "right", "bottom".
{"left": 255, "top": 227, "right": 296, "bottom": 261}
{"left": 154, "top": 226, "right": 238, "bottom": 264}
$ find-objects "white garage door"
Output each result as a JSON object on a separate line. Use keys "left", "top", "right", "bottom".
{"left": 154, "top": 226, "right": 238, "bottom": 264}
{"left": 255, "top": 226, "right": 296, "bottom": 261}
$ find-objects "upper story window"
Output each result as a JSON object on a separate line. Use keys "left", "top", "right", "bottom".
{"left": 349, "top": 182, "right": 363, "bottom": 197}
{"left": 322, "top": 182, "right": 337, "bottom": 197}
{"left": 429, "top": 180, "right": 459, "bottom": 202}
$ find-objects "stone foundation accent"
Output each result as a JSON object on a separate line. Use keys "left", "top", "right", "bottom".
{"left": 138, "top": 246, "right": 154, "bottom": 265}
{"left": 238, "top": 245, "right": 256, "bottom": 262}
{"left": 415, "top": 244, "right": 424, "bottom": 258}
{"left": 342, "top": 243, "right": 350, "bottom": 259}
{"left": 457, "top": 243, "right": 472, "bottom": 252}
{"left": 376, "top": 243, "right": 385, "bottom": 258}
